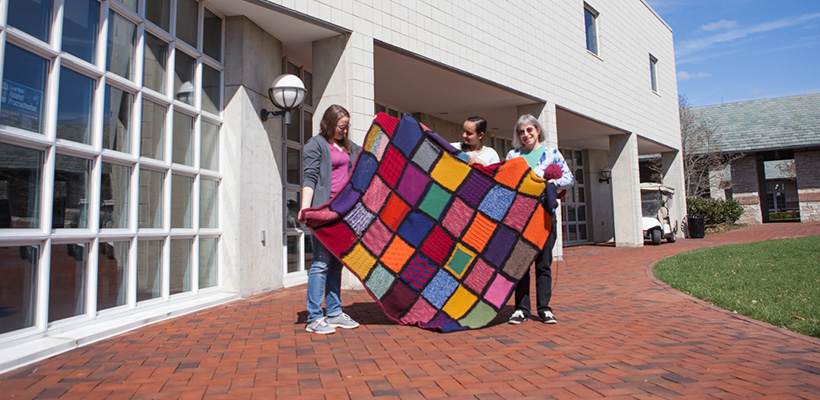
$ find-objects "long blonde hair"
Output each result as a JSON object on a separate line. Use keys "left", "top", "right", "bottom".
{"left": 319, "top": 104, "right": 352, "bottom": 154}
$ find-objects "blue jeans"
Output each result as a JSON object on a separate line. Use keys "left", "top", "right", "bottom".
{"left": 306, "top": 237, "right": 343, "bottom": 322}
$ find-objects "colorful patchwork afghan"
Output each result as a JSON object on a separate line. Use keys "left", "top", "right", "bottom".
{"left": 302, "top": 113, "right": 553, "bottom": 332}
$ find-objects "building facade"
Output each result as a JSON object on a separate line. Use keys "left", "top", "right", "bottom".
{"left": 0, "top": 0, "right": 684, "bottom": 372}
{"left": 693, "top": 94, "right": 820, "bottom": 224}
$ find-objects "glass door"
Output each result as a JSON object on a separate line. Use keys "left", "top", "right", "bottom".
{"left": 559, "top": 148, "right": 589, "bottom": 246}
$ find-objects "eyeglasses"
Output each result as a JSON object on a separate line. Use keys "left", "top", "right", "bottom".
{"left": 517, "top": 126, "right": 536, "bottom": 135}
{"left": 336, "top": 125, "right": 349, "bottom": 131}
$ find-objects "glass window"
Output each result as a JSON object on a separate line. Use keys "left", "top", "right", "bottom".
{"left": 202, "top": 64, "right": 220, "bottom": 114}
{"left": 97, "top": 241, "right": 129, "bottom": 310}
{"left": 584, "top": 5, "right": 598, "bottom": 55}
{"left": 143, "top": 33, "right": 168, "bottom": 94}
{"left": 56, "top": 68, "right": 94, "bottom": 144}
{"left": 176, "top": 0, "right": 199, "bottom": 47}
{"left": 287, "top": 235, "right": 298, "bottom": 273}
{"left": 141, "top": 100, "right": 166, "bottom": 160}
{"left": 199, "top": 238, "right": 217, "bottom": 288}
{"left": 138, "top": 169, "right": 163, "bottom": 228}
{"left": 146, "top": 0, "right": 171, "bottom": 31}
{"left": 0, "top": 142, "right": 42, "bottom": 229}
{"left": 107, "top": 11, "right": 137, "bottom": 80}
{"left": 302, "top": 110, "right": 313, "bottom": 145}
{"left": 172, "top": 111, "right": 193, "bottom": 165}
{"left": 169, "top": 239, "right": 192, "bottom": 294}
{"left": 1, "top": 44, "right": 49, "bottom": 134}
{"left": 136, "top": 239, "right": 162, "bottom": 301}
{"left": 7, "top": 0, "right": 53, "bottom": 42}
{"left": 52, "top": 155, "right": 91, "bottom": 229}
{"left": 62, "top": 0, "right": 99, "bottom": 63}
{"left": 103, "top": 85, "right": 134, "bottom": 153}
{"left": 0, "top": 246, "right": 38, "bottom": 333}
{"left": 100, "top": 163, "right": 130, "bottom": 229}
{"left": 203, "top": 8, "right": 222, "bottom": 61}
{"left": 200, "top": 121, "right": 219, "bottom": 171}
{"left": 115, "top": 0, "right": 137, "bottom": 12}
{"left": 174, "top": 51, "right": 195, "bottom": 105}
{"left": 286, "top": 147, "right": 300, "bottom": 185}
{"left": 650, "top": 55, "right": 659, "bottom": 92}
{"left": 200, "top": 179, "right": 217, "bottom": 228}
{"left": 286, "top": 116, "right": 300, "bottom": 143}
{"left": 171, "top": 174, "right": 192, "bottom": 228}
{"left": 285, "top": 191, "right": 300, "bottom": 229}
{"left": 49, "top": 243, "right": 88, "bottom": 322}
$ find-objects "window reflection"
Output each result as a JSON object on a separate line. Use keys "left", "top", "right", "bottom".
{"left": 49, "top": 243, "right": 88, "bottom": 322}
{"left": 200, "top": 179, "right": 218, "bottom": 229}
{"left": 171, "top": 174, "right": 192, "bottom": 228}
{"left": 53, "top": 155, "right": 91, "bottom": 229}
{"left": 100, "top": 163, "right": 130, "bottom": 229}
{"left": 200, "top": 121, "right": 219, "bottom": 170}
{"left": 1, "top": 45, "right": 49, "bottom": 134}
{"left": 174, "top": 51, "right": 195, "bottom": 105}
{"left": 146, "top": 0, "right": 171, "bottom": 31}
{"left": 56, "top": 68, "right": 94, "bottom": 145}
{"left": 141, "top": 100, "right": 166, "bottom": 160}
{"left": 285, "top": 191, "right": 300, "bottom": 229}
{"left": 62, "top": 0, "right": 99, "bottom": 63}
{"left": 107, "top": 11, "right": 137, "bottom": 80}
{"left": 203, "top": 8, "right": 222, "bottom": 61}
{"left": 0, "top": 246, "right": 38, "bottom": 333}
{"left": 199, "top": 238, "right": 217, "bottom": 288}
{"left": 103, "top": 85, "right": 134, "bottom": 153}
{"left": 137, "top": 240, "right": 162, "bottom": 301}
{"left": 97, "top": 241, "right": 129, "bottom": 310}
{"left": 143, "top": 33, "right": 168, "bottom": 94}
{"left": 176, "top": 0, "right": 199, "bottom": 47}
{"left": 7, "top": 0, "right": 53, "bottom": 42}
{"left": 172, "top": 111, "right": 194, "bottom": 165}
{"left": 138, "top": 169, "right": 163, "bottom": 228}
{"left": 202, "top": 64, "right": 221, "bottom": 114}
{"left": 0, "top": 142, "right": 42, "bottom": 228}
{"left": 170, "top": 239, "right": 192, "bottom": 295}
{"left": 286, "top": 147, "right": 300, "bottom": 185}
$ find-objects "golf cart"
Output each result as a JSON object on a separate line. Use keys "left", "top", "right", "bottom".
{"left": 641, "top": 182, "right": 678, "bottom": 245}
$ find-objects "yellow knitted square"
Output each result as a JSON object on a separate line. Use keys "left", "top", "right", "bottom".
{"left": 343, "top": 243, "right": 377, "bottom": 279}
{"left": 430, "top": 153, "right": 471, "bottom": 191}
{"left": 442, "top": 285, "right": 478, "bottom": 320}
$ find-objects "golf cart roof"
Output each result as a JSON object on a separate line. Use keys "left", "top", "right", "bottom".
{"left": 640, "top": 182, "right": 675, "bottom": 195}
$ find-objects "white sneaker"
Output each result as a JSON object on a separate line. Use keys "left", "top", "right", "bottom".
{"left": 326, "top": 312, "right": 360, "bottom": 329}
{"left": 508, "top": 309, "right": 528, "bottom": 324}
{"left": 306, "top": 317, "right": 336, "bottom": 334}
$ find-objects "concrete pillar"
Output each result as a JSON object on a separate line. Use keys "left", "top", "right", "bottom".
{"left": 517, "top": 103, "right": 565, "bottom": 259}
{"left": 731, "top": 155, "right": 762, "bottom": 225}
{"left": 312, "top": 31, "right": 375, "bottom": 289}
{"left": 795, "top": 150, "right": 820, "bottom": 222}
{"left": 708, "top": 166, "right": 726, "bottom": 200}
{"left": 661, "top": 150, "right": 686, "bottom": 236}
{"left": 609, "top": 133, "right": 642, "bottom": 247}
{"left": 222, "top": 16, "right": 286, "bottom": 296}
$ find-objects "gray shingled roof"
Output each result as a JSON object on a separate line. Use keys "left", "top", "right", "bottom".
{"left": 691, "top": 93, "right": 820, "bottom": 153}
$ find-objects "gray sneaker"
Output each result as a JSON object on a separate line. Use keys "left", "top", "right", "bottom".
{"left": 326, "top": 313, "right": 360, "bottom": 329}
{"left": 306, "top": 317, "right": 336, "bottom": 334}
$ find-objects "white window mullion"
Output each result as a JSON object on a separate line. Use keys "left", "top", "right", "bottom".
{"left": 37, "top": 239, "right": 53, "bottom": 331}
{"left": 128, "top": 236, "right": 137, "bottom": 309}
{"left": 98, "top": 0, "right": 111, "bottom": 73}
{"left": 50, "top": 0, "right": 65, "bottom": 52}
{"left": 162, "top": 236, "right": 170, "bottom": 300}
{"left": 86, "top": 238, "right": 100, "bottom": 317}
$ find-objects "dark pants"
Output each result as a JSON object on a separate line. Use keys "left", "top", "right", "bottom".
{"left": 513, "top": 218, "right": 557, "bottom": 315}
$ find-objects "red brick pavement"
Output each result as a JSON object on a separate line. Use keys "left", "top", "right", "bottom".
{"left": 2, "top": 223, "right": 820, "bottom": 399}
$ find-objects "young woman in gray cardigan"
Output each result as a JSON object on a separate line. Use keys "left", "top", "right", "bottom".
{"left": 298, "top": 105, "right": 362, "bottom": 334}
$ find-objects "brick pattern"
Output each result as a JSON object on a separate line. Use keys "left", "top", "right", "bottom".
{"left": 2, "top": 223, "right": 820, "bottom": 399}
{"left": 795, "top": 151, "right": 820, "bottom": 222}
{"left": 731, "top": 156, "right": 762, "bottom": 224}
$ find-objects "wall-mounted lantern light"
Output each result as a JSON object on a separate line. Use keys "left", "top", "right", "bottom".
{"left": 176, "top": 81, "right": 194, "bottom": 104}
{"left": 260, "top": 74, "right": 307, "bottom": 125}
{"left": 599, "top": 167, "right": 612, "bottom": 184}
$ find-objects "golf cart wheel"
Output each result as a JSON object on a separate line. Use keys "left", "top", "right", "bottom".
{"left": 667, "top": 231, "right": 676, "bottom": 243}
{"left": 651, "top": 229, "right": 661, "bottom": 245}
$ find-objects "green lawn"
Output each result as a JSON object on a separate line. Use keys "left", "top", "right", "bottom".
{"left": 654, "top": 236, "right": 820, "bottom": 338}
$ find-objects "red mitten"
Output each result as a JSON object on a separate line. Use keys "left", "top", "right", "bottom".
{"left": 543, "top": 164, "right": 566, "bottom": 200}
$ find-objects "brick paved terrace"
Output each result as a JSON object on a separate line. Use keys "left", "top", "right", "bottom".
{"left": 2, "top": 223, "right": 820, "bottom": 399}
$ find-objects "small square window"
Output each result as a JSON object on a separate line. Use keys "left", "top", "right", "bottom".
{"left": 584, "top": 4, "right": 599, "bottom": 55}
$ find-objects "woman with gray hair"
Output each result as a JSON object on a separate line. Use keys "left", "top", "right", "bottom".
{"left": 505, "top": 114, "right": 573, "bottom": 325}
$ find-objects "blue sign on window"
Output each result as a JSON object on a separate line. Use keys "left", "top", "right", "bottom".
{"left": 1, "top": 80, "right": 43, "bottom": 132}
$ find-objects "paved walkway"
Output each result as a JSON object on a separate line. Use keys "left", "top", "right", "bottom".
{"left": 3, "top": 223, "right": 820, "bottom": 399}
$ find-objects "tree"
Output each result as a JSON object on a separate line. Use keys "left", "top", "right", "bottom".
{"left": 678, "top": 95, "right": 742, "bottom": 198}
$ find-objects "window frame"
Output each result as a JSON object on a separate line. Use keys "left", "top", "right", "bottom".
{"left": 650, "top": 54, "right": 659, "bottom": 93}
{"left": 584, "top": 3, "right": 599, "bottom": 55}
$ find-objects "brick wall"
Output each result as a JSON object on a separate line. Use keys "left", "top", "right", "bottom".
{"left": 731, "top": 156, "right": 762, "bottom": 224}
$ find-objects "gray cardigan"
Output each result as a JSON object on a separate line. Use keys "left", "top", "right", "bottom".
{"left": 302, "top": 135, "right": 361, "bottom": 207}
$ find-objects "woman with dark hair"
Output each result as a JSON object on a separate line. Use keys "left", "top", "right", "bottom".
{"left": 451, "top": 116, "right": 500, "bottom": 166}
{"left": 298, "top": 104, "right": 361, "bottom": 334}
{"left": 505, "top": 114, "right": 573, "bottom": 325}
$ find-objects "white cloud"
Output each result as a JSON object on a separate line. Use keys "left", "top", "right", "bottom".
{"left": 677, "top": 12, "right": 820, "bottom": 58}
{"left": 699, "top": 19, "right": 738, "bottom": 32}
{"left": 677, "top": 71, "right": 711, "bottom": 80}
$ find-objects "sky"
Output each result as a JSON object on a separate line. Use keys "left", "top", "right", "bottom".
{"left": 644, "top": 0, "right": 820, "bottom": 107}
